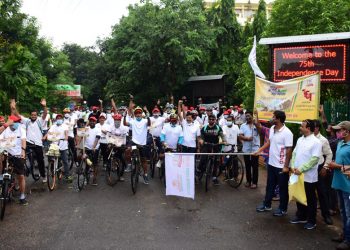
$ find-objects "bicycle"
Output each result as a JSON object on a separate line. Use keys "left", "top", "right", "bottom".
{"left": 130, "top": 144, "right": 145, "bottom": 194}
{"left": 76, "top": 128, "right": 92, "bottom": 191}
{"left": 0, "top": 151, "right": 19, "bottom": 220}
{"left": 105, "top": 133, "right": 126, "bottom": 186}
{"left": 24, "top": 141, "right": 41, "bottom": 181}
{"left": 46, "top": 138, "right": 64, "bottom": 191}
{"left": 149, "top": 136, "right": 159, "bottom": 178}
{"left": 220, "top": 144, "right": 245, "bottom": 188}
{"left": 200, "top": 142, "right": 223, "bottom": 192}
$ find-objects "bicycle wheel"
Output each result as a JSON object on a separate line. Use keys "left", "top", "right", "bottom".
{"left": 107, "top": 157, "right": 121, "bottom": 186}
{"left": 57, "top": 161, "right": 63, "bottom": 180}
{"left": 149, "top": 148, "right": 156, "bottom": 178}
{"left": 131, "top": 158, "right": 138, "bottom": 194}
{"left": 77, "top": 161, "right": 86, "bottom": 191}
{"left": 47, "top": 160, "right": 56, "bottom": 191}
{"left": 30, "top": 156, "right": 40, "bottom": 181}
{"left": 0, "top": 180, "right": 9, "bottom": 220}
{"left": 226, "top": 157, "right": 245, "bottom": 188}
{"left": 205, "top": 159, "right": 213, "bottom": 192}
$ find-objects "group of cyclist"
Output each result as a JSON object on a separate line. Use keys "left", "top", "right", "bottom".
{"left": 0, "top": 95, "right": 251, "bottom": 206}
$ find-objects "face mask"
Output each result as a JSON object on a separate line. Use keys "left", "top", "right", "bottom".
{"left": 64, "top": 114, "right": 70, "bottom": 119}
{"left": 56, "top": 119, "right": 63, "bottom": 126}
{"left": 171, "top": 123, "right": 176, "bottom": 128}
{"left": 153, "top": 113, "right": 159, "bottom": 118}
{"left": 115, "top": 121, "right": 121, "bottom": 128}
{"left": 224, "top": 115, "right": 228, "bottom": 119}
{"left": 136, "top": 117, "right": 142, "bottom": 122}
{"left": 107, "top": 111, "right": 111, "bottom": 114}
{"left": 11, "top": 122, "right": 20, "bottom": 130}
{"left": 226, "top": 121, "right": 233, "bottom": 127}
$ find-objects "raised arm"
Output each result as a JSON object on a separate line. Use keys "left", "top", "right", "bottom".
{"left": 111, "top": 98, "right": 118, "bottom": 114}
{"left": 41, "top": 99, "right": 48, "bottom": 120}
{"left": 178, "top": 100, "right": 183, "bottom": 122}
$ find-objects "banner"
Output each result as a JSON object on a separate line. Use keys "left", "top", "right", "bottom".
{"left": 199, "top": 102, "right": 219, "bottom": 110}
{"left": 55, "top": 85, "right": 81, "bottom": 97}
{"left": 254, "top": 73, "right": 320, "bottom": 123}
{"left": 165, "top": 154, "right": 195, "bottom": 199}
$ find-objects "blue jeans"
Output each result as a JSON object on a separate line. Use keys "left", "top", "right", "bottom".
{"left": 338, "top": 190, "right": 350, "bottom": 242}
{"left": 60, "top": 149, "right": 69, "bottom": 177}
{"left": 263, "top": 165, "right": 289, "bottom": 211}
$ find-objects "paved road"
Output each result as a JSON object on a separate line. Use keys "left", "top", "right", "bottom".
{"left": 0, "top": 166, "right": 342, "bottom": 250}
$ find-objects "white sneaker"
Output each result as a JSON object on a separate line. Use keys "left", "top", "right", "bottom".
{"left": 42, "top": 178, "right": 47, "bottom": 183}
{"left": 156, "top": 160, "right": 162, "bottom": 168}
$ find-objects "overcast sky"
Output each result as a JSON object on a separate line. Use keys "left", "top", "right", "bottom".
{"left": 21, "top": 0, "right": 141, "bottom": 48}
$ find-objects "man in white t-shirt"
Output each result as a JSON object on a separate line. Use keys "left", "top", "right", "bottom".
{"left": 255, "top": 110, "right": 293, "bottom": 216}
{"left": 43, "top": 114, "right": 72, "bottom": 182}
{"left": 85, "top": 116, "right": 101, "bottom": 185}
{"left": 0, "top": 115, "right": 28, "bottom": 205}
{"left": 108, "top": 114, "right": 129, "bottom": 181}
{"left": 222, "top": 115, "right": 239, "bottom": 153}
{"left": 290, "top": 119, "right": 322, "bottom": 230}
{"left": 96, "top": 113, "right": 111, "bottom": 169}
{"left": 178, "top": 100, "right": 199, "bottom": 154}
{"left": 160, "top": 114, "right": 183, "bottom": 151}
{"left": 149, "top": 107, "right": 166, "bottom": 152}
{"left": 63, "top": 108, "right": 78, "bottom": 164}
{"left": 123, "top": 102, "right": 151, "bottom": 184}
{"left": 21, "top": 100, "right": 48, "bottom": 182}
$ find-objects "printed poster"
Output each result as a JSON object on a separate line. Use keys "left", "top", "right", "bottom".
{"left": 165, "top": 153, "right": 195, "bottom": 199}
{"left": 254, "top": 73, "right": 320, "bottom": 123}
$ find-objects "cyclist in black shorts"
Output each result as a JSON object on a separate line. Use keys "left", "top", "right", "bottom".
{"left": 123, "top": 95, "right": 151, "bottom": 184}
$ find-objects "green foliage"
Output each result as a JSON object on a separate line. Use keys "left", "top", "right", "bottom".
{"left": 104, "top": 0, "right": 216, "bottom": 106}
{"left": 0, "top": 0, "right": 73, "bottom": 114}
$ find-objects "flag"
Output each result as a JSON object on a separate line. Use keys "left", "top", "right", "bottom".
{"left": 248, "top": 36, "right": 266, "bottom": 79}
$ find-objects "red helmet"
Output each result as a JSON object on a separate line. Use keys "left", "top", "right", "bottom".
{"left": 113, "top": 114, "right": 122, "bottom": 121}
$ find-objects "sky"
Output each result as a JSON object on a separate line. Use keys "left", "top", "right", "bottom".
{"left": 21, "top": 0, "right": 141, "bottom": 48}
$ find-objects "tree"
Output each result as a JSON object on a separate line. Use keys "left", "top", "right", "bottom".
{"left": 104, "top": 0, "right": 216, "bottom": 105}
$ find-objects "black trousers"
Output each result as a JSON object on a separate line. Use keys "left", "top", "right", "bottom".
{"left": 27, "top": 142, "right": 46, "bottom": 177}
{"left": 296, "top": 182, "right": 317, "bottom": 224}
{"left": 68, "top": 136, "right": 77, "bottom": 162}
{"left": 243, "top": 155, "right": 259, "bottom": 185}
{"left": 316, "top": 165, "right": 331, "bottom": 218}
{"left": 100, "top": 143, "right": 109, "bottom": 166}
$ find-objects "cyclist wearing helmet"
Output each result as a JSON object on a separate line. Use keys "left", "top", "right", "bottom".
{"left": 108, "top": 114, "right": 129, "bottom": 181}
{"left": 123, "top": 95, "right": 151, "bottom": 184}
{"left": 96, "top": 113, "right": 111, "bottom": 169}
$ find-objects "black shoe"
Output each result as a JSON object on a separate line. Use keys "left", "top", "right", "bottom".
{"left": 256, "top": 203, "right": 272, "bottom": 212}
{"left": 304, "top": 223, "right": 316, "bottom": 230}
{"left": 324, "top": 216, "right": 333, "bottom": 225}
{"left": 290, "top": 216, "right": 307, "bottom": 224}
{"left": 18, "top": 198, "right": 28, "bottom": 206}
{"left": 212, "top": 178, "right": 220, "bottom": 186}
{"left": 143, "top": 175, "right": 149, "bottom": 185}
{"left": 273, "top": 208, "right": 287, "bottom": 217}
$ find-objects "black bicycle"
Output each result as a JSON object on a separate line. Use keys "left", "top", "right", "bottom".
{"left": 25, "top": 142, "right": 41, "bottom": 181}
{"left": 200, "top": 142, "right": 223, "bottom": 192}
{"left": 106, "top": 145, "right": 124, "bottom": 186}
{"left": 0, "top": 152, "right": 20, "bottom": 220}
{"left": 220, "top": 144, "right": 245, "bottom": 188}
{"left": 130, "top": 145, "right": 144, "bottom": 194}
{"left": 149, "top": 137, "right": 159, "bottom": 178}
